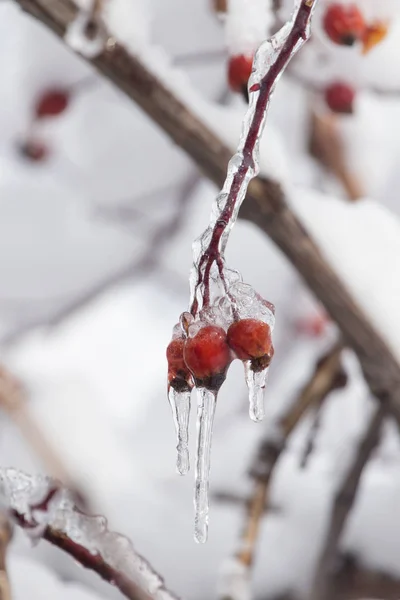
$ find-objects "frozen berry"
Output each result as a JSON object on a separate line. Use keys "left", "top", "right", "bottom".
{"left": 324, "top": 82, "right": 355, "bottom": 114}
{"left": 362, "top": 21, "right": 389, "bottom": 54}
{"left": 184, "top": 325, "right": 231, "bottom": 389}
{"left": 35, "top": 89, "right": 70, "bottom": 119}
{"left": 167, "top": 338, "right": 192, "bottom": 392}
{"left": 228, "top": 54, "right": 253, "bottom": 95}
{"left": 19, "top": 139, "right": 49, "bottom": 162}
{"left": 227, "top": 319, "right": 273, "bottom": 371}
{"left": 323, "top": 3, "right": 365, "bottom": 46}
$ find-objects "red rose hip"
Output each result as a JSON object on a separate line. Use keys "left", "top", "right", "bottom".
{"left": 323, "top": 3, "right": 366, "bottom": 46}
{"left": 227, "top": 319, "right": 274, "bottom": 371}
{"left": 35, "top": 89, "right": 70, "bottom": 119}
{"left": 228, "top": 54, "right": 254, "bottom": 93}
{"left": 324, "top": 82, "right": 355, "bottom": 114}
{"left": 167, "top": 338, "right": 192, "bottom": 391}
{"left": 184, "top": 325, "right": 231, "bottom": 388}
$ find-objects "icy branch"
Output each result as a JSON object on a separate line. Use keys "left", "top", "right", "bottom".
{"left": 0, "top": 469, "right": 179, "bottom": 600}
{"left": 310, "top": 404, "right": 386, "bottom": 600}
{"left": 190, "top": 0, "right": 318, "bottom": 317}
{"left": 219, "top": 341, "right": 346, "bottom": 600}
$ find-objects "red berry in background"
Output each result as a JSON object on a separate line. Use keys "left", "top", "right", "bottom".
{"left": 228, "top": 54, "right": 254, "bottom": 93}
{"left": 184, "top": 325, "right": 231, "bottom": 388}
{"left": 296, "top": 313, "right": 328, "bottom": 337}
{"left": 35, "top": 89, "right": 70, "bottom": 119}
{"left": 324, "top": 82, "right": 355, "bottom": 114}
{"left": 323, "top": 3, "right": 366, "bottom": 46}
{"left": 19, "top": 139, "right": 49, "bottom": 162}
{"left": 227, "top": 319, "right": 274, "bottom": 371}
{"left": 167, "top": 338, "right": 192, "bottom": 391}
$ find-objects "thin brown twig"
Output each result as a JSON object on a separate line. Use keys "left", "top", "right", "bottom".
{"left": 310, "top": 403, "right": 386, "bottom": 600}
{"left": 235, "top": 341, "right": 346, "bottom": 572}
{"left": 0, "top": 366, "right": 87, "bottom": 508}
{"left": 13, "top": 0, "right": 400, "bottom": 427}
{"left": 309, "top": 112, "right": 364, "bottom": 202}
{"left": 0, "top": 514, "right": 12, "bottom": 600}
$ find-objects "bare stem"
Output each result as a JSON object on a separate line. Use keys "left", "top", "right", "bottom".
{"left": 234, "top": 342, "right": 345, "bottom": 573}
{"left": 310, "top": 404, "right": 386, "bottom": 600}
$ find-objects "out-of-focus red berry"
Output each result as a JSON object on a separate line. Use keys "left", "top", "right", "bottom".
{"left": 323, "top": 3, "right": 366, "bottom": 46}
{"left": 19, "top": 139, "right": 49, "bottom": 162}
{"left": 227, "top": 319, "right": 273, "bottom": 365}
{"left": 297, "top": 313, "right": 328, "bottom": 337}
{"left": 324, "top": 82, "right": 355, "bottom": 114}
{"left": 184, "top": 325, "right": 231, "bottom": 387}
{"left": 167, "top": 338, "right": 192, "bottom": 391}
{"left": 228, "top": 54, "right": 254, "bottom": 93}
{"left": 35, "top": 89, "right": 70, "bottom": 119}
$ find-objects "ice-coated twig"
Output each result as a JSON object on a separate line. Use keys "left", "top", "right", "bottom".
{"left": 219, "top": 341, "right": 345, "bottom": 600}
{"left": 189, "top": 0, "right": 319, "bottom": 316}
{"left": 310, "top": 403, "right": 386, "bottom": 600}
{"left": 0, "top": 469, "right": 180, "bottom": 600}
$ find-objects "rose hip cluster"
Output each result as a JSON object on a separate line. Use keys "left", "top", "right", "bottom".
{"left": 167, "top": 283, "right": 275, "bottom": 393}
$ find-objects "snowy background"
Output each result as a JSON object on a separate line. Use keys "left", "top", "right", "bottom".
{"left": 1, "top": 0, "right": 400, "bottom": 598}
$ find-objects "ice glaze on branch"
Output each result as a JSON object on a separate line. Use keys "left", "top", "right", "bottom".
{"left": 0, "top": 469, "right": 179, "bottom": 600}
{"left": 190, "top": 0, "right": 317, "bottom": 317}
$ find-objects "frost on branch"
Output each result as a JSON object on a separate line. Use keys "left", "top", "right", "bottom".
{"left": 0, "top": 468, "right": 178, "bottom": 600}
{"left": 166, "top": 0, "right": 319, "bottom": 543}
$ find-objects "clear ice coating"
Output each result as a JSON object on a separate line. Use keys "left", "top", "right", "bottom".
{"left": 168, "top": 387, "right": 191, "bottom": 475}
{"left": 173, "top": 0, "right": 318, "bottom": 543}
{"left": 194, "top": 388, "right": 217, "bottom": 543}
{"left": 244, "top": 360, "right": 270, "bottom": 422}
{"left": 0, "top": 468, "right": 179, "bottom": 600}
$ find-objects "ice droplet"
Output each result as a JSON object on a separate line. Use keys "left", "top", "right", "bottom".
{"left": 194, "top": 388, "right": 217, "bottom": 543}
{"left": 168, "top": 388, "right": 191, "bottom": 475}
{"left": 244, "top": 361, "right": 270, "bottom": 422}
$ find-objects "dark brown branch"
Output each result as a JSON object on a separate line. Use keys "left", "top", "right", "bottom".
{"left": 335, "top": 554, "right": 400, "bottom": 600}
{"left": 310, "top": 404, "right": 386, "bottom": 600}
{"left": 12, "top": 0, "right": 400, "bottom": 426}
{"left": 234, "top": 342, "right": 346, "bottom": 572}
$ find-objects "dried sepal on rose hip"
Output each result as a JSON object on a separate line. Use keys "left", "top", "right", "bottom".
{"left": 227, "top": 318, "right": 274, "bottom": 372}
{"left": 184, "top": 325, "right": 232, "bottom": 390}
{"left": 323, "top": 3, "right": 366, "bottom": 47}
{"left": 362, "top": 21, "right": 389, "bottom": 55}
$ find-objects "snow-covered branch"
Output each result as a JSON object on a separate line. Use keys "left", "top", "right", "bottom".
{"left": 310, "top": 403, "right": 386, "bottom": 600}
{"left": 219, "top": 341, "right": 346, "bottom": 600}
{"left": 0, "top": 469, "right": 179, "bottom": 600}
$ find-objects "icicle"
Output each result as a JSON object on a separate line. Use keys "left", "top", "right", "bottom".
{"left": 194, "top": 388, "right": 217, "bottom": 543}
{"left": 244, "top": 361, "right": 270, "bottom": 422}
{"left": 168, "top": 388, "right": 191, "bottom": 475}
